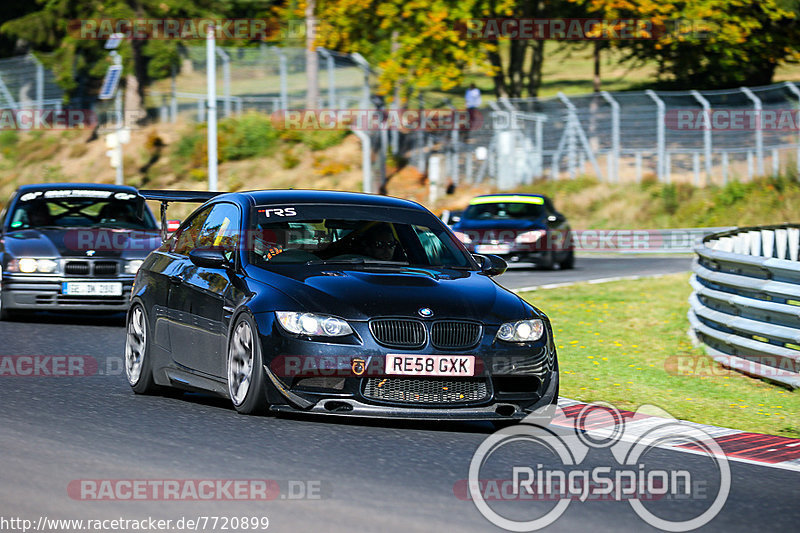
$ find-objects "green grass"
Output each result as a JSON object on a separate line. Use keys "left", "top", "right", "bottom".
{"left": 519, "top": 273, "right": 799, "bottom": 437}
{"left": 510, "top": 174, "right": 800, "bottom": 230}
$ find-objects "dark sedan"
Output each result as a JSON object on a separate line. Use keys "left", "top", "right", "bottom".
{"left": 451, "top": 194, "right": 574, "bottom": 269}
{"left": 126, "top": 189, "right": 559, "bottom": 422}
{"left": 0, "top": 183, "right": 161, "bottom": 319}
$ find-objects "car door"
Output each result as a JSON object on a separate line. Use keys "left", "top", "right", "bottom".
{"left": 168, "top": 202, "right": 241, "bottom": 377}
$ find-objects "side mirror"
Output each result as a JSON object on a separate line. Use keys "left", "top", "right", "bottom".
{"left": 189, "top": 248, "right": 228, "bottom": 269}
{"left": 473, "top": 254, "right": 507, "bottom": 276}
{"left": 548, "top": 213, "right": 566, "bottom": 223}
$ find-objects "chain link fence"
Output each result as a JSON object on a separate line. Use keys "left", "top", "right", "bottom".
{"left": 0, "top": 54, "right": 64, "bottom": 110}
{"left": 410, "top": 82, "right": 800, "bottom": 192}
{"left": 149, "top": 45, "right": 370, "bottom": 122}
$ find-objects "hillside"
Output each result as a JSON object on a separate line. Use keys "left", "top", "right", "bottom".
{"left": 0, "top": 116, "right": 797, "bottom": 229}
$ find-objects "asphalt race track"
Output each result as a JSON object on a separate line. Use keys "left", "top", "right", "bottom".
{"left": 1, "top": 255, "right": 797, "bottom": 532}
{"left": 496, "top": 255, "right": 694, "bottom": 290}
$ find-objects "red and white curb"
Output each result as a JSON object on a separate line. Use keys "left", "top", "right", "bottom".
{"left": 552, "top": 398, "right": 800, "bottom": 472}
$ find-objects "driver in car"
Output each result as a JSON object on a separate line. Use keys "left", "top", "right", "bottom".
{"left": 359, "top": 223, "right": 400, "bottom": 261}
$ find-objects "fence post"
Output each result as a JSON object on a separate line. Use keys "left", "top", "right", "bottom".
{"left": 350, "top": 52, "right": 371, "bottom": 110}
{"left": 170, "top": 64, "right": 177, "bottom": 123}
{"left": 600, "top": 91, "right": 620, "bottom": 182}
{"left": 645, "top": 90, "right": 666, "bottom": 183}
{"left": 351, "top": 129, "right": 372, "bottom": 193}
{"left": 772, "top": 148, "right": 779, "bottom": 176}
{"left": 740, "top": 87, "right": 764, "bottom": 177}
{"left": 635, "top": 152, "right": 642, "bottom": 183}
{"left": 318, "top": 48, "right": 335, "bottom": 109}
{"left": 721, "top": 152, "right": 729, "bottom": 185}
{"left": 693, "top": 152, "right": 701, "bottom": 186}
{"left": 691, "top": 90, "right": 713, "bottom": 184}
{"left": 278, "top": 49, "right": 288, "bottom": 111}
{"left": 32, "top": 54, "right": 44, "bottom": 110}
{"left": 784, "top": 82, "right": 800, "bottom": 175}
{"left": 216, "top": 47, "right": 231, "bottom": 117}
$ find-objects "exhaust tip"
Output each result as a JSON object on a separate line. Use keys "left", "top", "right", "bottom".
{"left": 324, "top": 401, "right": 354, "bottom": 413}
{"left": 495, "top": 405, "right": 517, "bottom": 417}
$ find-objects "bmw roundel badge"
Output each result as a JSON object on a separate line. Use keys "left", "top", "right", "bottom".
{"left": 418, "top": 307, "right": 433, "bottom": 318}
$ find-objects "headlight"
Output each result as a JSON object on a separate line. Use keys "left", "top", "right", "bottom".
{"left": 496, "top": 319, "right": 545, "bottom": 342}
{"left": 275, "top": 311, "right": 353, "bottom": 337}
{"left": 125, "top": 260, "right": 144, "bottom": 274}
{"left": 515, "top": 230, "right": 547, "bottom": 244}
{"left": 13, "top": 258, "right": 58, "bottom": 273}
{"left": 454, "top": 231, "right": 473, "bottom": 244}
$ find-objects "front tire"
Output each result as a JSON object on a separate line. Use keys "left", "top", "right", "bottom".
{"left": 559, "top": 249, "right": 575, "bottom": 270}
{"left": 125, "top": 304, "right": 159, "bottom": 394}
{"left": 227, "top": 314, "right": 268, "bottom": 415}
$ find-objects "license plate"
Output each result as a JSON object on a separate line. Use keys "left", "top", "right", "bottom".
{"left": 385, "top": 355, "right": 475, "bottom": 377}
{"left": 62, "top": 282, "right": 123, "bottom": 296}
{"left": 475, "top": 244, "right": 511, "bottom": 254}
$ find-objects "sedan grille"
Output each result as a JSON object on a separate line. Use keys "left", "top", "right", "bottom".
{"left": 363, "top": 377, "right": 488, "bottom": 404}
{"left": 369, "top": 319, "right": 426, "bottom": 348}
{"left": 93, "top": 261, "right": 118, "bottom": 275}
{"left": 64, "top": 261, "right": 90, "bottom": 275}
{"left": 431, "top": 321, "right": 481, "bottom": 349}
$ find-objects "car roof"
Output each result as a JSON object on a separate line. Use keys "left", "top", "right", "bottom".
{"left": 15, "top": 183, "right": 140, "bottom": 194}
{"left": 234, "top": 189, "right": 427, "bottom": 210}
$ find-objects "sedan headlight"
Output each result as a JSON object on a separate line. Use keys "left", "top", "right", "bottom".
{"left": 125, "top": 260, "right": 144, "bottom": 274}
{"left": 515, "top": 230, "right": 547, "bottom": 244}
{"left": 496, "top": 319, "right": 545, "bottom": 342}
{"left": 9, "top": 258, "right": 58, "bottom": 273}
{"left": 275, "top": 311, "right": 353, "bottom": 337}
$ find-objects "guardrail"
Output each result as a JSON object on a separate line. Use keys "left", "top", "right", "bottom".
{"left": 688, "top": 224, "right": 800, "bottom": 388}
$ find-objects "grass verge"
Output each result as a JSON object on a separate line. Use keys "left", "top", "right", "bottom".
{"left": 518, "top": 273, "right": 799, "bottom": 437}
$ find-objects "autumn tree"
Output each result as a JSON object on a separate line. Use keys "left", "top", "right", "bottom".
{"left": 569, "top": 0, "right": 800, "bottom": 88}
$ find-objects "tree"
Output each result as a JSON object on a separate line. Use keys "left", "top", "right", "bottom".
{"left": 0, "top": 0, "right": 228, "bottom": 114}
{"left": 568, "top": 0, "right": 800, "bottom": 88}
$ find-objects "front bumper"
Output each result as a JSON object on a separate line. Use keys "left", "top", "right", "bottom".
{"left": 1, "top": 273, "right": 134, "bottom": 312}
{"left": 255, "top": 314, "right": 559, "bottom": 421}
{"left": 270, "top": 371, "right": 559, "bottom": 421}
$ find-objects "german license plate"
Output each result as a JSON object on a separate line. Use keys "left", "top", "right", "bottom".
{"left": 62, "top": 282, "right": 123, "bottom": 296}
{"left": 475, "top": 244, "right": 511, "bottom": 254}
{"left": 385, "top": 355, "right": 475, "bottom": 377}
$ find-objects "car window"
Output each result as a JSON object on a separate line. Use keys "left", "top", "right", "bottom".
{"left": 248, "top": 207, "right": 472, "bottom": 268}
{"left": 7, "top": 192, "right": 157, "bottom": 230}
{"left": 463, "top": 202, "right": 546, "bottom": 220}
{"left": 196, "top": 203, "right": 241, "bottom": 262}
{"left": 172, "top": 206, "right": 213, "bottom": 256}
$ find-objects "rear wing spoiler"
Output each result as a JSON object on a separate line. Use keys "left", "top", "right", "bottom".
{"left": 137, "top": 189, "right": 225, "bottom": 241}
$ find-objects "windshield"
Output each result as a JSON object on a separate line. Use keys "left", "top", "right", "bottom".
{"left": 9, "top": 190, "right": 157, "bottom": 230}
{"left": 249, "top": 204, "right": 473, "bottom": 269}
{"left": 463, "top": 201, "right": 546, "bottom": 220}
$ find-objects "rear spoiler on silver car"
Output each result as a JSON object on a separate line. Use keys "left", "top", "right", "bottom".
{"left": 137, "top": 190, "right": 224, "bottom": 241}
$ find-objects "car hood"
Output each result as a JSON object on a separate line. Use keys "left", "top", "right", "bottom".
{"left": 1, "top": 228, "right": 161, "bottom": 260}
{"left": 247, "top": 266, "right": 534, "bottom": 323}
{"left": 453, "top": 218, "right": 547, "bottom": 231}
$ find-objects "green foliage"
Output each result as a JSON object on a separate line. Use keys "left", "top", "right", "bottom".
{"left": 218, "top": 113, "right": 279, "bottom": 161}
{"left": 569, "top": 0, "right": 800, "bottom": 88}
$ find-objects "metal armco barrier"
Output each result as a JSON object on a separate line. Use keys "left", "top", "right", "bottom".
{"left": 689, "top": 224, "right": 800, "bottom": 388}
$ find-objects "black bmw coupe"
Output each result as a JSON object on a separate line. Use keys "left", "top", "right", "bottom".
{"left": 126, "top": 189, "right": 559, "bottom": 422}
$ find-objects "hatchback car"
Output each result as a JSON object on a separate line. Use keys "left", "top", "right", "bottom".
{"left": 125, "top": 189, "right": 559, "bottom": 422}
{"left": 451, "top": 194, "right": 574, "bottom": 269}
{"left": 0, "top": 183, "right": 160, "bottom": 319}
